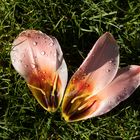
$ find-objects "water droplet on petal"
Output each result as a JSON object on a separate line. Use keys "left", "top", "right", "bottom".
{"left": 24, "top": 64, "right": 28, "bottom": 68}
{"left": 21, "top": 31, "right": 27, "bottom": 36}
{"left": 27, "top": 33, "right": 31, "bottom": 37}
{"left": 31, "top": 64, "right": 36, "bottom": 68}
{"left": 109, "top": 60, "right": 112, "bottom": 63}
{"left": 42, "top": 78, "right": 45, "bottom": 81}
{"left": 106, "top": 69, "right": 111, "bottom": 72}
{"left": 41, "top": 51, "right": 45, "bottom": 55}
{"left": 13, "top": 59, "right": 16, "bottom": 62}
{"left": 85, "top": 83, "right": 90, "bottom": 88}
{"left": 33, "top": 41, "right": 37, "bottom": 46}
{"left": 38, "top": 31, "right": 43, "bottom": 34}
{"left": 81, "top": 75, "right": 86, "bottom": 80}
{"left": 12, "top": 47, "right": 16, "bottom": 51}
{"left": 109, "top": 59, "right": 115, "bottom": 64}
{"left": 123, "top": 88, "right": 127, "bottom": 93}
{"left": 49, "top": 42, "right": 54, "bottom": 46}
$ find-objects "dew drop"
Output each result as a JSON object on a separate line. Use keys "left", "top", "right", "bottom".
{"left": 27, "top": 33, "right": 31, "bottom": 37}
{"left": 123, "top": 88, "right": 127, "bottom": 93}
{"left": 24, "top": 64, "right": 28, "bottom": 68}
{"left": 49, "top": 42, "right": 54, "bottom": 46}
{"left": 41, "top": 78, "right": 44, "bottom": 81}
{"left": 31, "top": 64, "right": 36, "bottom": 68}
{"left": 12, "top": 47, "right": 16, "bottom": 51}
{"left": 38, "top": 31, "right": 43, "bottom": 34}
{"left": 41, "top": 51, "right": 45, "bottom": 55}
{"left": 129, "top": 65, "right": 133, "bottom": 70}
{"left": 81, "top": 76, "right": 86, "bottom": 80}
{"left": 106, "top": 69, "right": 111, "bottom": 72}
{"left": 72, "top": 78, "right": 76, "bottom": 83}
{"left": 33, "top": 41, "right": 37, "bottom": 46}
{"left": 109, "top": 59, "right": 115, "bottom": 64}
{"left": 12, "top": 59, "right": 16, "bottom": 63}
{"left": 85, "top": 83, "right": 89, "bottom": 88}
{"left": 43, "top": 36, "right": 49, "bottom": 40}
{"left": 79, "top": 68, "right": 84, "bottom": 73}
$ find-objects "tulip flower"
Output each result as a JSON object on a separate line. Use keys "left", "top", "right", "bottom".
{"left": 10, "top": 30, "right": 68, "bottom": 112}
{"left": 62, "top": 32, "right": 140, "bottom": 122}
{"left": 11, "top": 30, "right": 140, "bottom": 122}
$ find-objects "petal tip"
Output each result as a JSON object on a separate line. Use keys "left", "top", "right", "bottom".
{"left": 104, "top": 32, "right": 117, "bottom": 44}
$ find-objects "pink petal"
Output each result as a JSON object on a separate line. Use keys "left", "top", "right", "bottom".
{"left": 79, "top": 32, "right": 119, "bottom": 94}
{"left": 11, "top": 30, "right": 62, "bottom": 79}
{"left": 10, "top": 30, "right": 68, "bottom": 112}
{"left": 62, "top": 32, "right": 119, "bottom": 121}
{"left": 89, "top": 65, "right": 140, "bottom": 118}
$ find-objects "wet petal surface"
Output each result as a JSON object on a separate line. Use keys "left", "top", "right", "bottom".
{"left": 11, "top": 30, "right": 68, "bottom": 112}
{"left": 62, "top": 32, "right": 120, "bottom": 121}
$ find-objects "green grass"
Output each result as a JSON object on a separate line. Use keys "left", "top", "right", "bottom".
{"left": 0, "top": 0, "right": 140, "bottom": 139}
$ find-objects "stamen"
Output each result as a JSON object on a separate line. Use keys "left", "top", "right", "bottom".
{"left": 71, "top": 93, "right": 90, "bottom": 103}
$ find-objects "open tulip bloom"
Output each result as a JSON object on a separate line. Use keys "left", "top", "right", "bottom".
{"left": 11, "top": 30, "right": 140, "bottom": 122}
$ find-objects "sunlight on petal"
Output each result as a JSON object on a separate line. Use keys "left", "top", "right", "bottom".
{"left": 62, "top": 32, "right": 139, "bottom": 122}
{"left": 11, "top": 30, "right": 68, "bottom": 112}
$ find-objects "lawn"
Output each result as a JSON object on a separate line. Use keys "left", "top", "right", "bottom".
{"left": 0, "top": 0, "right": 140, "bottom": 139}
